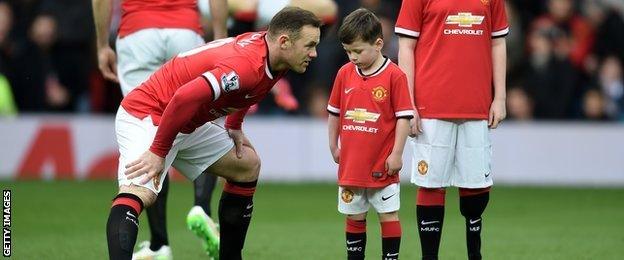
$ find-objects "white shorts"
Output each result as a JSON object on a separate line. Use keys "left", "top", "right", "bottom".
{"left": 409, "top": 119, "right": 492, "bottom": 188}
{"left": 338, "top": 183, "right": 400, "bottom": 215}
{"left": 115, "top": 107, "right": 234, "bottom": 194}
{"left": 116, "top": 28, "right": 205, "bottom": 96}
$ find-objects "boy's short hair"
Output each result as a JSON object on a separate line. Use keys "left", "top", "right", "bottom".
{"left": 339, "top": 8, "right": 383, "bottom": 45}
{"left": 268, "top": 7, "right": 322, "bottom": 41}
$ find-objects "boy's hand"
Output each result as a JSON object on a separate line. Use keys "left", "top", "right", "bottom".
{"left": 385, "top": 152, "right": 402, "bottom": 176}
{"left": 410, "top": 109, "right": 423, "bottom": 137}
{"left": 488, "top": 98, "right": 506, "bottom": 129}
{"left": 330, "top": 146, "right": 340, "bottom": 164}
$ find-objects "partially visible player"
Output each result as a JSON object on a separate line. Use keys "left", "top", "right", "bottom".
{"left": 105, "top": 7, "right": 321, "bottom": 260}
{"left": 93, "top": 0, "right": 227, "bottom": 258}
{"left": 395, "top": 0, "right": 509, "bottom": 259}
{"left": 328, "top": 8, "right": 412, "bottom": 260}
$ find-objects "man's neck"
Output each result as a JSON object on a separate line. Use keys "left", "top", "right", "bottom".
{"left": 266, "top": 37, "right": 288, "bottom": 73}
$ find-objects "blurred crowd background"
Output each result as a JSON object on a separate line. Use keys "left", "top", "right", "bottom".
{"left": 0, "top": 0, "right": 623, "bottom": 122}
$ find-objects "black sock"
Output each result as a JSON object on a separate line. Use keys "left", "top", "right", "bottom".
{"left": 146, "top": 174, "right": 169, "bottom": 251}
{"left": 107, "top": 193, "right": 143, "bottom": 260}
{"left": 194, "top": 173, "right": 218, "bottom": 217}
{"left": 381, "top": 220, "right": 401, "bottom": 260}
{"left": 382, "top": 237, "right": 400, "bottom": 260}
{"left": 417, "top": 205, "right": 444, "bottom": 260}
{"left": 218, "top": 181, "right": 256, "bottom": 260}
{"left": 460, "top": 192, "right": 489, "bottom": 260}
{"left": 346, "top": 232, "right": 366, "bottom": 260}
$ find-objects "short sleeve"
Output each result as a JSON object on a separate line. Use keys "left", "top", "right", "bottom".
{"left": 395, "top": 0, "right": 424, "bottom": 38}
{"left": 327, "top": 68, "right": 343, "bottom": 116}
{"left": 391, "top": 72, "right": 414, "bottom": 118}
{"left": 491, "top": 0, "right": 509, "bottom": 38}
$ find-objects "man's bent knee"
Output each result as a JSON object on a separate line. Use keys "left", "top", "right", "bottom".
{"left": 119, "top": 185, "right": 157, "bottom": 207}
{"left": 209, "top": 146, "right": 261, "bottom": 183}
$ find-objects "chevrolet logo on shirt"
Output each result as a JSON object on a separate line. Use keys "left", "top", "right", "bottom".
{"left": 345, "top": 108, "right": 380, "bottom": 123}
{"left": 445, "top": 13, "right": 484, "bottom": 27}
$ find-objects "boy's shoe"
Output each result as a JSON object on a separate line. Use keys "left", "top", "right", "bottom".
{"left": 132, "top": 241, "right": 172, "bottom": 260}
{"left": 186, "top": 206, "right": 220, "bottom": 259}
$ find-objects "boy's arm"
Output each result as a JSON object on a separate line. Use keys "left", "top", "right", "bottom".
{"left": 386, "top": 118, "right": 410, "bottom": 175}
{"left": 328, "top": 114, "right": 340, "bottom": 164}
{"left": 92, "top": 0, "right": 118, "bottom": 82}
{"left": 489, "top": 37, "right": 507, "bottom": 129}
{"left": 398, "top": 36, "right": 422, "bottom": 135}
{"left": 209, "top": 0, "right": 228, "bottom": 39}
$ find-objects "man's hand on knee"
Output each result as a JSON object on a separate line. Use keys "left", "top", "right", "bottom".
{"left": 124, "top": 150, "right": 165, "bottom": 188}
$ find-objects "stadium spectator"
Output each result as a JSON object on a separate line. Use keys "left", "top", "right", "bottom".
{"left": 105, "top": 7, "right": 321, "bottom": 260}
{"left": 596, "top": 55, "right": 624, "bottom": 120}
{"left": 523, "top": 26, "right": 579, "bottom": 119}
{"left": 396, "top": 0, "right": 508, "bottom": 259}
{"left": 92, "top": 0, "right": 227, "bottom": 258}
{"left": 507, "top": 84, "right": 534, "bottom": 121}
{"left": 328, "top": 8, "right": 412, "bottom": 260}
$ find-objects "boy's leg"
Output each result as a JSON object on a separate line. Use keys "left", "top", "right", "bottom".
{"left": 455, "top": 120, "right": 493, "bottom": 260}
{"left": 145, "top": 175, "right": 170, "bottom": 251}
{"left": 370, "top": 183, "right": 402, "bottom": 260}
{"left": 338, "top": 186, "right": 368, "bottom": 260}
{"left": 459, "top": 188, "right": 490, "bottom": 260}
{"left": 193, "top": 173, "right": 218, "bottom": 216}
{"left": 409, "top": 119, "right": 457, "bottom": 260}
{"left": 416, "top": 188, "right": 446, "bottom": 260}
{"left": 379, "top": 212, "right": 401, "bottom": 260}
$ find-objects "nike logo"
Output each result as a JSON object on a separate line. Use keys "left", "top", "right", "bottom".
{"left": 420, "top": 220, "right": 439, "bottom": 225}
{"left": 386, "top": 253, "right": 399, "bottom": 257}
{"left": 346, "top": 239, "right": 362, "bottom": 245}
{"left": 344, "top": 87, "right": 355, "bottom": 94}
{"left": 126, "top": 211, "right": 136, "bottom": 218}
{"left": 381, "top": 193, "right": 396, "bottom": 201}
{"left": 469, "top": 218, "right": 481, "bottom": 224}
{"left": 246, "top": 204, "right": 253, "bottom": 210}
{"left": 485, "top": 172, "right": 491, "bottom": 178}
{"left": 245, "top": 94, "right": 256, "bottom": 99}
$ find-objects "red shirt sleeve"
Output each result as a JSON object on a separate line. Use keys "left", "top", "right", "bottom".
{"left": 327, "top": 68, "right": 343, "bottom": 116}
{"left": 391, "top": 71, "right": 414, "bottom": 118}
{"left": 225, "top": 107, "right": 250, "bottom": 130}
{"left": 149, "top": 76, "right": 214, "bottom": 158}
{"left": 395, "top": 0, "right": 424, "bottom": 38}
{"left": 491, "top": 0, "right": 509, "bottom": 38}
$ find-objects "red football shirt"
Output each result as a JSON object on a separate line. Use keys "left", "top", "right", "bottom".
{"left": 327, "top": 58, "right": 414, "bottom": 188}
{"left": 395, "top": 0, "right": 509, "bottom": 119}
{"left": 118, "top": 0, "right": 202, "bottom": 37}
{"left": 121, "top": 32, "right": 284, "bottom": 157}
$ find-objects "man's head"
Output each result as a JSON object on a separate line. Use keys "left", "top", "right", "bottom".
{"left": 267, "top": 7, "right": 322, "bottom": 73}
{"left": 339, "top": 8, "right": 384, "bottom": 70}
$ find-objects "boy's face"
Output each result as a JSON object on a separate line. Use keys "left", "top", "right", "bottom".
{"left": 342, "top": 38, "right": 383, "bottom": 70}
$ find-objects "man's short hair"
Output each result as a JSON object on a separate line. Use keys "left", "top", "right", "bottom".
{"left": 339, "top": 8, "right": 382, "bottom": 45}
{"left": 268, "top": 7, "right": 322, "bottom": 40}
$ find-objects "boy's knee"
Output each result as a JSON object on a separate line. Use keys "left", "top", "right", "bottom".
{"left": 379, "top": 211, "right": 399, "bottom": 222}
{"left": 119, "top": 185, "right": 157, "bottom": 207}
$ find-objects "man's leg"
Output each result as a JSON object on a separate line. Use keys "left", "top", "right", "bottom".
{"left": 107, "top": 185, "right": 156, "bottom": 260}
{"left": 187, "top": 173, "right": 220, "bottom": 257}
{"left": 207, "top": 146, "right": 261, "bottom": 260}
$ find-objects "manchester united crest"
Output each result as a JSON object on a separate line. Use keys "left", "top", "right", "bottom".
{"left": 417, "top": 160, "right": 429, "bottom": 175}
{"left": 372, "top": 86, "right": 388, "bottom": 102}
{"left": 341, "top": 188, "right": 354, "bottom": 203}
{"left": 480, "top": 0, "right": 490, "bottom": 6}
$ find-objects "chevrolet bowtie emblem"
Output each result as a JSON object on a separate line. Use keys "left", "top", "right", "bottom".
{"left": 345, "top": 108, "right": 380, "bottom": 123}
{"left": 446, "top": 12, "right": 484, "bottom": 27}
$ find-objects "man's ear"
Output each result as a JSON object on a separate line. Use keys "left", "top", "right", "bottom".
{"left": 278, "top": 34, "right": 292, "bottom": 49}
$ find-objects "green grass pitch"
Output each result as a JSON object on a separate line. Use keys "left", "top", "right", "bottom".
{"left": 3, "top": 181, "right": 623, "bottom": 259}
